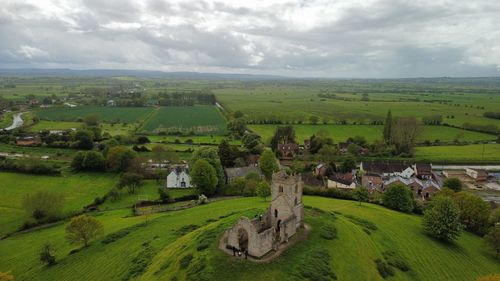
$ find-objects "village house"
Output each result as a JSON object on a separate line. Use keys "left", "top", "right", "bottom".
{"left": 384, "top": 176, "right": 441, "bottom": 200}
{"left": 277, "top": 143, "right": 299, "bottom": 160}
{"left": 413, "top": 163, "right": 433, "bottom": 179}
{"left": 327, "top": 173, "right": 356, "bottom": 190}
{"left": 465, "top": 168, "right": 488, "bottom": 181}
{"left": 225, "top": 166, "right": 263, "bottom": 183}
{"left": 360, "top": 161, "right": 414, "bottom": 179}
{"left": 361, "top": 172, "right": 383, "bottom": 190}
{"left": 245, "top": 154, "right": 260, "bottom": 167}
{"left": 15, "top": 135, "right": 41, "bottom": 146}
{"left": 314, "top": 163, "right": 328, "bottom": 177}
{"left": 106, "top": 99, "right": 116, "bottom": 107}
{"left": 166, "top": 166, "right": 191, "bottom": 188}
{"left": 220, "top": 171, "right": 304, "bottom": 258}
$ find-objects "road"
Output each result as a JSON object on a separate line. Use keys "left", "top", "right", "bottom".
{"left": 2, "top": 113, "right": 24, "bottom": 131}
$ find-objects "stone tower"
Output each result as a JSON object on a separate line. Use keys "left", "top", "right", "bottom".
{"left": 270, "top": 171, "right": 304, "bottom": 230}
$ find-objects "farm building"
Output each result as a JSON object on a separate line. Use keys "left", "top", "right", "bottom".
{"left": 225, "top": 166, "right": 262, "bottom": 183}
{"left": 220, "top": 171, "right": 304, "bottom": 258}
{"left": 314, "top": 163, "right": 327, "bottom": 177}
{"left": 465, "top": 168, "right": 488, "bottom": 181}
{"left": 327, "top": 173, "right": 356, "bottom": 190}
{"left": 360, "top": 161, "right": 414, "bottom": 178}
{"left": 413, "top": 163, "right": 433, "bottom": 179}
{"left": 166, "top": 166, "right": 191, "bottom": 188}
{"left": 15, "top": 136, "right": 41, "bottom": 146}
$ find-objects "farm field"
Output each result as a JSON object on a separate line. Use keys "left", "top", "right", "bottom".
{"left": 249, "top": 124, "right": 497, "bottom": 144}
{"left": 413, "top": 144, "right": 500, "bottom": 163}
{"left": 0, "top": 196, "right": 498, "bottom": 281}
{"left": 36, "top": 106, "right": 153, "bottom": 123}
{"left": 140, "top": 106, "right": 227, "bottom": 135}
{"left": 215, "top": 85, "right": 500, "bottom": 128}
{"left": 147, "top": 135, "right": 240, "bottom": 145}
{"left": 29, "top": 121, "right": 82, "bottom": 132}
{"left": 0, "top": 172, "right": 117, "bottom": 237}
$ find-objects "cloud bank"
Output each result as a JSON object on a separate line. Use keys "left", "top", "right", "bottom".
{"left": 1, "top": 0, "right": 499, "bottom": 77}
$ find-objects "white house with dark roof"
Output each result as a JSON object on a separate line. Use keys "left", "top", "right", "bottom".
{"left": 166, "top": 166, "right": 191, "bottom": 188}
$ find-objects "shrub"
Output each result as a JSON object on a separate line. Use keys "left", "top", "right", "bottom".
{"left": 320, "top": 224, "right": 337, "bottom": 240}
{"left": 179, "top": 254, "right": 193, "bottom": 269}
{"left": 375, "top": 258, "right": 394, "bottom": 278}
{"left": 443, "top": 178, "right": 463, "bottom": 192}
{"left": 39, "top": 243, "right": 57, "bottom": 266}
{"left": 382, "top": 250, "right": 410, "bottom": 272}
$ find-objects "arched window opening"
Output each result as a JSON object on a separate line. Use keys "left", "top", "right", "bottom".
{"left": 295, "top": 185, "right": 298, "bottom": 193}
{"left": 294, "top": 197, "right": 298, "bottom": 205}
{"left": 274, "top": 209, "right": 278, "bottom": 218}
{"left": 279, "top": 186, "right": 283, "bottom": 193}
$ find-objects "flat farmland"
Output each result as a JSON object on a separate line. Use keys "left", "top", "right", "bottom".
{"left": 140, "top": 106, "right": 227, "bottom": 135}
{"left": 249, "top": 124, "right": 497, "bottom": 143}
{"left": 414, "top": 144, "right": 500, "bottom": 162}
{"left": 29, "top": 121, "right": 82, "bottom": 132}
{"left": 215, "top": 85, "right": 500, "bottom": 128}
{"left": 36, "top": 106, "right": 153, "bottom": 123}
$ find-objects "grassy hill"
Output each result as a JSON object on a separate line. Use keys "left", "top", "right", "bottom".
{"left": 0, "top": 196, "right": 498, "bottom": 281}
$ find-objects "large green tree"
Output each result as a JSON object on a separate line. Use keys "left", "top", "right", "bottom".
{"left": 383, "top": 110, "right": 393, "bottom": 143}
{"left": 353, "top": 187, "right": 369, "bottom": 206}
{"left": 391, "top": 117, "right": 422, "bottom": 155}
{"left": 191, "top": 159, "right": 218, "bottom": 196}
{"left": 117, "top": 172, "right": 144, "bottom": 194}
{"left": 65, "top": 215, "right": 103, "bottom": 247}
{"left": 484, "top": 225, "right": 500, "bottom": 257}
{"left": 192, "top": 147, "right": 225, "bottom": 191}
{"left": 382, "top": 184, "right": 414, "bottom": 213}
{"left": 423, "top": 196, "right": 462, "bottom": 241}
{"left": 106, "top": 146, "right": 137, "bottom": 172}
{"left": 453, "top": 191, "right": 491, "bottom": 235}
{"left": 23, "top": 191, "right": 64, "bottom": 221}
{"left": 256, "top": 181, "right": 271, "bottom": 201}
{"left": 270, "top": 125, "right": 296, "bottom": 151}
{"left": 259, "top": 150, "right": 279, "bottom": 179}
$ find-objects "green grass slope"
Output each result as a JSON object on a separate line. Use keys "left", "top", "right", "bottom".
{"left": 0, "top": 197, "right": 498, "bottom": 281}
{"left": 0, "top": 172, "right": 117, "bottom": 236}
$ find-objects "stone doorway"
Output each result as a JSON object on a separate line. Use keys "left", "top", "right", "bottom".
{"left": 238, "top": 228, "right": 248, "bottom": 250}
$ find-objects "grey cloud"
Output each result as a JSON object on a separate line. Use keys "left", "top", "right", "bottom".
{"left": 0, "top": 0, "right": 499, "bottom": 77}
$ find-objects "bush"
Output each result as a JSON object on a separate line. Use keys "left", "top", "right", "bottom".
{"left": 375, "top": 258, "right": 394, "bottom": 278}
{"left": 422, "top": 196, "right": 461, "bottom": 241}
{"left": 179, "top": 254, "right": 193, "bottom": 269}
{"left": 320, "top": 224, "right": 337, "bottom": 240}
{"left": 443, "top": 178, "right": 463, "bottom": 192}
{"left": 383, "top": 184, "right": 414, "bottom": 213}
{"left": 382, "top": 250, "right": 410, "bottom": 272}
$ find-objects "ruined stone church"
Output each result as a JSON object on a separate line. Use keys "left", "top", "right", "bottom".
{"left": 221, "top": 170, "right": 304, "bottom": 258}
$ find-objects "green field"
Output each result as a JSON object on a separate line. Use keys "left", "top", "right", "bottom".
{"left": 140, "top": 106, "right": 227, "bottom": 135}
{"left": 29, "top": 121, "right": 82, "bottom": 132}
{"left": 414, "top": 144, "right": 500, "bottom": 162}
{"left": 0, "top": 112, "right": 14, "bottom": 128}
{"left": 0, "top": 196, "right": 498, "bottom": 281}
{"left": 215, "top": 84, "right": 500, "bottom": 128}
{"left": 249, "top": 124, "right": 497, "bottom": 144}
{"left": 36, "top": 106, "right": 153, "bottom": 123}
{"left": 0, "top": 172, "right": 117, "bottom": 237}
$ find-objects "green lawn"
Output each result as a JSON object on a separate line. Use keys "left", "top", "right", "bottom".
{"left": 29, "top": 121, "right": 82, "bottom": 132}
{"left": 0, "top": 197, "right": 498, "bottom": 281}
{"left": 140, "top": 106, "right": 227, "bottom": 135}
{"left": 414, "top": 144, "right": 500, "bottom": 162}
{"left": 0, "top": 172, "right": 117, "bottom": 236}
{"left": 249, "top": 124, "right": 497, "bottom": 144}
{"left": 36, "top": 106, "right": 153, "bottom": 123}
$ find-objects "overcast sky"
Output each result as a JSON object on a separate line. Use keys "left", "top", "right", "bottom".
{"left": 1, "top": 0, "right": 499, "bottom": 78}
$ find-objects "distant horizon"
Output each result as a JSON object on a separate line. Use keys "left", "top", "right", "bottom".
{"left": 1, "top": 67, "right": 500, "bottom": 80}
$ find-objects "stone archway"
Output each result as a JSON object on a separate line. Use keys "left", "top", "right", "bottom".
{"left": 238, "top": 228, "right": 249, "bottom": 251}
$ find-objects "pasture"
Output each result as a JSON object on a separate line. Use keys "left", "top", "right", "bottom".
{"left": 140, "top": 106, "right": 227, "bottom": 135}
{"left": 36, "top": 106, "right": 153, "bottom": 123}
{"left": 0, "top": 172, "right": 117, "bottom": 237}
{"left": 214, "top": 83, "right": 500, "bottom": 128}
{"left": 0, "top": 196, "right": 498, "bottom": 280}
{"left": 414, "top": 144, "right": 500, "bottom": 163}
{"left": 249, "top": 124, "right": 497, "bottom": 144}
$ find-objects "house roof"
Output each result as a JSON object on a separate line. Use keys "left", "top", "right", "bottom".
{"left": 329, "top": 176, "right": 354, "bottom": 186}
{"left": 362, "top": 162, "right": 410, "bottom": 174}
{"left": 225, "top": 166, "right": 262, "bottom": 180}
{"left": 384, "top": 176, "right": 440, "bottom": 190}
{"left": 415, "top": 163, "right": 432, "bottom": 175}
